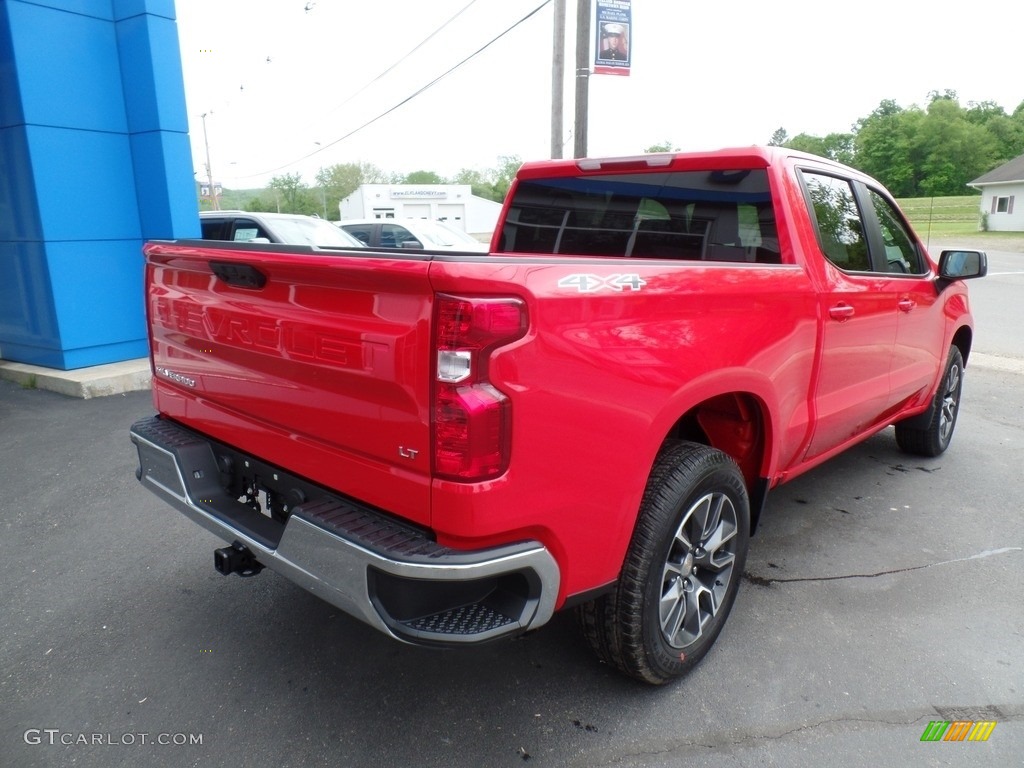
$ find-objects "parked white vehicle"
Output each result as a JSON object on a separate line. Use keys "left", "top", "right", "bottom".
{"left": 200, "top": 211, "right": 364, "bottom": 248}
{"left": 338, "top": 218, "right": 489, "bottom": 252}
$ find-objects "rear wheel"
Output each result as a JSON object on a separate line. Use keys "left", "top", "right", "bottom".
{"left": 578, "top": 442, "right": 750, "bottom": 684}
{"left": 895, "top": 346, "right": 964, "bottom": 457}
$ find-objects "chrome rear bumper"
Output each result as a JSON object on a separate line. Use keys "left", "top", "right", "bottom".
{"left": 129, "top": 416, "right": 559, "bottom": 645}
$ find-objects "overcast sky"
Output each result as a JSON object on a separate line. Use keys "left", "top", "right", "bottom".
{"left": 174, "top": 0, "right": 1023, "bottom": 189}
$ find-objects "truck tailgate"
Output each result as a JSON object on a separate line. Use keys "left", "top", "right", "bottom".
{"left": 144, "top": 241, "right": 434, "bottom": 525}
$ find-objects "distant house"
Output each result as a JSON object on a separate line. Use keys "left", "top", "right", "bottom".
{"left": 338, "top": 184, "right": 501, "bottom": 237}
{"left": 969, "top": 154, "right": 1024, "bottom": 232}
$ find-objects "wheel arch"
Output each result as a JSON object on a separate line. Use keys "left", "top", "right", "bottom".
{"left": 951, "top": 324, "right": 972, "bottom": 366}
{"left": 657, "top": 387, "right": 776, "bottom": 533}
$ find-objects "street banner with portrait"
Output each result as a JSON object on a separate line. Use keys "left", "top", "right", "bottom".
{"left": 594, "top": 0, "right": 631, "bottom": 76}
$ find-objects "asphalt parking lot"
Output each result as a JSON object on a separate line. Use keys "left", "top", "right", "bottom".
{"left": 2, "top": 252, "right": 1022, "bottom": 768}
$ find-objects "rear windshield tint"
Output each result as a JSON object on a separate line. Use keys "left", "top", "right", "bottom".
{"left": 498, "top": 169, "right": 779, "bottom": 264}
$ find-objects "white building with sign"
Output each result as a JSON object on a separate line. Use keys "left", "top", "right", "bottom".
{"left": 337, "top": 184, "right": 502, "bottom": 236}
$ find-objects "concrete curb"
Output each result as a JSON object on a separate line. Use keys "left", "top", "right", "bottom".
{"left": 970, "top": 352, "right": 1024, "bottom": 374}
{"left": 0, "top": 359, "right": 151, "bottom": 399}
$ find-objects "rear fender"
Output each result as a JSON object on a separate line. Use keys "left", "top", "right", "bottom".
{"left": 652, "top": 377, "right": 777, "bottom": 532}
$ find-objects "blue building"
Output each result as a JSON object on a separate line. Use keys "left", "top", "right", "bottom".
{"left": 0, "top": 0, "right": 196, "bottom": 370}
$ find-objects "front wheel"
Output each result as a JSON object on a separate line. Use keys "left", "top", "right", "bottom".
{"left": 895, "top": 345, "right": 964, "bottom": 457}
{"left": 577, "top": 442, "right": 750, "bottom": 684}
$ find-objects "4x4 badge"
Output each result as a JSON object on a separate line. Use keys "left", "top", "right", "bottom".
{"left": 558, "top": 274, "right": 647, "bottom": 293}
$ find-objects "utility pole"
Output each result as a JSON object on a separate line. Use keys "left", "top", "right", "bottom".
{"left": 200, "top": 112, "right": 219, "bottom": 211}
{"left": 550, "top": 0, "right": 566, "bottom": 159}
{"left": 573, "top": 0, "right": 591, "bottom": 159}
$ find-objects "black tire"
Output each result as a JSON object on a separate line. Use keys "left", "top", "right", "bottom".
{"left": 577, "top": 441, "right": 750, "bottom": 684}
{"left": 895, "top": 346, "right": 964, "bottom": 457}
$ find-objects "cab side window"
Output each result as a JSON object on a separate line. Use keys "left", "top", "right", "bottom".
{"left": 382, "top": 223, "right": 421, "bottom": 249}
{"left": 200, "top": 218, "right": 228, "bottom": 240}
{"left": 869, "top": 189, "right": 926, "bottom": 275}
{"left": 230, "top": 219, "right": 271, "bottom": 242}
{"left": 801, "top": 172, "right": 871, "bottom": 272}
{"left": 341, "top": 224, "right": 372, "bottom": 245}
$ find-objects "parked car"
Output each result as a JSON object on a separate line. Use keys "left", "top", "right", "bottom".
{"left": 200, "top": 211, "right": 364, "bottom": 248}
{"left": 338, "top": 218, "right": 489, "bottom": 252}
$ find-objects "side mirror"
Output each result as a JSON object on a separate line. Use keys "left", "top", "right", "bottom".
{"left": 248, "top": 237, "right": 271, "bottom": 244}
{"left": 400, "top": 240, "right": 424, "bottom": 249}
{"left": 938, "top": 249, "right": 987, "bottom": 280}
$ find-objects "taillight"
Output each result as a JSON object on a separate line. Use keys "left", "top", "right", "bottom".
{"left": 432, "top": 295, "right": 527, "bottom": 481}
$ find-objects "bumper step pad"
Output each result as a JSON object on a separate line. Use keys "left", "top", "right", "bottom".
{"left": 403, "top": 603, "right": 517, "bottom": 636}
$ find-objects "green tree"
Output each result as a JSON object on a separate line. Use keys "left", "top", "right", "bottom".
{"left": 784, "top": 132, "right": 855, "bottom": 165}
{"left": 966, "top": 100, "right": 1024, "bottom": 164}
{"left": 644, "top": 141, "right": 678, "bottom": 153}
{"left": 852, "top": 94, "right": 1003, "bottom": 196}
{"left": 315, "top": 162, "right": 388, "bottom": 218}
{"left": 854, "top": 100, "right": 923, "bottom": 197}
{"left": 927, "top": 88, "right": 959, "bottom": 104}
{"left": 244, "top": 194, "right": 275, "bottom": 212}
{"left": 404, "top": 170, "right": 445, "bottom": 185}
{"left": 267, "top": 173, "right": 317, "bottom": 215}
{"left": 450, "top": 167, "right": 499, "bottom": 201}
{"left": 490, "top": 155, "right": 522, "bottom": 203}
{"left": 767, "top": 127, "right": 788, "bottom": 147}
{"left": 1009, "top": 101, "right": 1024, "bottom": 157}
{"left": 447, "top": 158, "right": 523, "bottom": 203}
{"left": 914, "top": 98, "right": 998, "bottom": 196}
{"left": 964, "top": 99, "right": 1007, "bottom": 125}
{"left": 820, "top": 133, "right": 856, "bottom": 166}
{"left": 784, "top": 132, "right": 827, "bottom": 157}
{"left": 762, "top": 92, "right": 1022, "bottom": 197}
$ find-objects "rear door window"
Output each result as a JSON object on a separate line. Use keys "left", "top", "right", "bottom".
{"left": 800, "top": 172, "right": 871, "bottom": 272}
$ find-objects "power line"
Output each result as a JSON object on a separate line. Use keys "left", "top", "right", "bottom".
{"left": 299, "top": 0, "right": 482, "bottom": 132}
{"left": 241, "top": 0, "right": 552, "bottom": 179}
{"left": 207, "top": 3, "right": 482, "bottom": 150}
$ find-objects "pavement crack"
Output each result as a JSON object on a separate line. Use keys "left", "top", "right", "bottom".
{"left": 744, "top": 546, "right": 1022, "bottom": 586}
{"left": 580, "top": 707, "right": 1024, "bottom": 766}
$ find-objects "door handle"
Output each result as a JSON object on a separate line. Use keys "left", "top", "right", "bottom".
{"left": 209, "top": 261, "right": 267, "bottom": 289}
{"left": 898, "top": 298, "right": 916, "bottom": 313}
{"left": 829, "top": 304, "right": 855, "bottom": 321}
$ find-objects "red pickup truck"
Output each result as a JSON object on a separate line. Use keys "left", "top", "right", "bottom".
{"left": 130, "top": 147, "right": 986, "bottom": 684}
